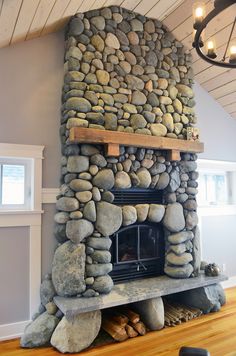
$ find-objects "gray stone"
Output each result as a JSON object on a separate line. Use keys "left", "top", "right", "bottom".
{"left": 147, "top": 92, "right": 159, "bottom": 107}
{"left": 150, "top": 124, "right": 167, "bottom": 137}
{"left": 130, "top": 114, "right": 147, "bottom": 129}
{"left": 192, "top": 226, "right": 201, "bottom": 275}
{"left": 131, "top": 19, "right": 143, "bottom": 31}
{"left": 90, "top": 153, "right": 107, "bottom": 167}
{"left": 164, "top": 264, "right": 194, "bottom": 278}
{"left": 54, "top": 212, "right": 70, "bottom": 224}
{"left": 92, "top": 169, "right": 115, "bottom": 190}
{"left": 69, "top": 179, "right": 92, "bottom": 192}
{"left": 176, "top": 84, "right": 194, "bottom": 98}
{"left": 131, "top": 91, "right": 147, "bottom": 105}
{"left": 20, "top": 312, "right": 59, "bottom": 348}
{"left": 102, "top": 191, "right": 114, "bottom": 203}
{"left": 123, "top": 103, "right": 137, "bottom": 114}
{"left": 116, "top": 29, "right": 129, "bottom": 46}
{"left": 169, "top": 243, "right": 186, "bottom": 255}
{"left": 87, "top": 237, "right": 112, "bottom": 250}
{"left": 126, "top": 75, "right": 144, "bottom": 90}
{"left": 92, "top": 250, "right": 111, "bottom": 263}
{"left": 45, "top": 302, "right": 57, "bottom": 315}
{"left": 86, "top": 263, "right": 113, "bottom": 277}
{"left": 133, "top": 297, "right": 164, "bottom": 331}
{"left": 176, "top": 284, "right": 226, "bottom": 314}
{"left": 90, "top": 16, "right": 105, "bottom": 30}
{"left": 65, "top": 97, "right": 91, "bottom": 112}
{"left": 122, "top": 205, "right": 137, "bottom": 226}
{"left": 168, "top": 169, "right": 181, "bottom": 192}
{"left": 115, "top": 171, "right": 131, "bottom": 189}
{"left": 150, "top": 162, "right": 166, "bottom": 175}
{"left": 96, "top": 201, "right": 122, "bottom": 236}
{"left": 52, "top": 241, "right": 86, "bottom": 297}
{"left": 145, "top": 51, "right": 158, "bottom": 66}
{"left": 162, "top": 113, "right": 174, "bottom": 132}
{"left": 51, "top": 311, "right": 101, "bottom": 353}
{"left": 163, "top": 203, "right": 185, "bottom": 232}
{"left": 66, "top": 219, "right": 94, "bottom": 243}
{"left": 76, "top": 191, "right": 92, "bottom": 203}
{"left": 40, "top": 278, "right": 56, "bottom": 307}
{"left": 168, "top": 231, "right": 194, "bottom": 244}
{"left": 67, "top": 155, "right": 89, "bottom": 173}
{"left": 186, "top": 211, "right": 198, "bottom": 229}
{"left": 56, "top": 197, "right": 79, "bottom": 212}
{"left": 135, "top": 204, "right": 149, "bottom": 222}
{"left": 91, "top": 35, "right": 105, "bottom": 52}
{"left": 83, "top": 201, "right": 96, "bottom": 222}
{"left": 66, "top": 118, "right": 88, "bottom": 128}
{"left": 156, "top": 172, "right": 170, "bottom": 190}
{"left": 69, "top": 18, "right": 84, "bottom": 36}
{"left": 148, "top": 204, "right": 165, "bottom": 223}
{"left": 166, "top": 252, "right": 193, "bottom": 266}
{"left": 137, "top": 168, "right": 152, "bottom": 188}
{"left": 92, "top": 275, "right": 113, "bottom": 294}
{"left": 80, "top": 144, "right": 99, "bottom": 156}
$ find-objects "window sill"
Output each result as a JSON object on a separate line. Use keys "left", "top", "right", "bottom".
{"left": 0, "top": 210, "right": 44, "bottom": 215}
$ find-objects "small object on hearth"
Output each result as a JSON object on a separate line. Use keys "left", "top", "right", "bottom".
{"left": 186, "top": 127, "right": 200, "bottom": 141}
{"left": 204, "top": 263, "right": 221, "bottom": 277}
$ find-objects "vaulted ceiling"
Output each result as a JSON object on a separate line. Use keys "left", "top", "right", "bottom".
{"left": 0, "top": 0, "right": 235, "bottom": 119}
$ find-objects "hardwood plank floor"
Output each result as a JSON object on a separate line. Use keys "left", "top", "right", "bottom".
{"left": 1, "top": 288, "right": 236, "bottom": 356}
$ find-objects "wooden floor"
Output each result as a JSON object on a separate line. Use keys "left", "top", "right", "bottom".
{"left": 1, "top": 288, "right": 236, "bottom": 356}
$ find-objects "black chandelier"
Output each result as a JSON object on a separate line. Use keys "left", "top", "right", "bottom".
{"left": 192, "top": 0, "right": 236, "bottom": 68}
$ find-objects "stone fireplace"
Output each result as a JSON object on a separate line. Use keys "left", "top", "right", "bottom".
{"left": 20, "top": 5, "right": 226, "bottom": 353}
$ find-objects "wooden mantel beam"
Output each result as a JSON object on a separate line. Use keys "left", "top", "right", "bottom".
{"left": 69, "top": 127, "right": 204, "bottom": 160}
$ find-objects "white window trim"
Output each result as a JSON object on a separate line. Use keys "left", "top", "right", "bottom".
{"left": 0, "top": 143, "right": 44, "bottom": 340}
{"left": 198, "top": 159, "right": 236, "bottom": 216}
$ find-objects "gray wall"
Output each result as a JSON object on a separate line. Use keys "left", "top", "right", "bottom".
{"left": 195, "top": 82, "right": 236, "bottom": 277}
{"left": 0, "top": 31, "right": 64, "bottom": 188}
{"left": 0, "top": 227, "right": 30, "bottom": 324}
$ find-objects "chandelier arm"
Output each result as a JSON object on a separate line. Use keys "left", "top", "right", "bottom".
{"left": 193, "top": 0, "right": 236, "bottom": 68}
{"left": 222, "top": 17, "right": 236, "bottom": 61}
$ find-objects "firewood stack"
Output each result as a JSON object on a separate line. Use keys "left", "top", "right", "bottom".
{"left": 164, "top": 299, "right": 202, "bottom": 327}
{"left": 102, "top": 307, "right": 147, "bottom": 342}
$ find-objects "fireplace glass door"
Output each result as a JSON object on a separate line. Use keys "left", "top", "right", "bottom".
{"left": 110, "top": 223, "right": 164, "bottom": 283}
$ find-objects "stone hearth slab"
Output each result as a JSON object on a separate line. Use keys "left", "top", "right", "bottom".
{"left": 54, "top": 273, "right": 227, "bottom": 317}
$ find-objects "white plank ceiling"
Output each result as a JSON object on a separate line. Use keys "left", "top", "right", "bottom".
{"left": 0, "top": 0, "right": 235, "bottom": 119}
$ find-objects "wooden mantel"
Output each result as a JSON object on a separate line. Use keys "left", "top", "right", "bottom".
{"left": 69, "top": 127, "right": 204, "bottom": 161}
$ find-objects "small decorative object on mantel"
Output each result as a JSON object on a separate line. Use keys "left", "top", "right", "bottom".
{"left": 204, "top": 263, "right": 221, "bottom": 277}
{"left": 187, "top": 127, "right": 200, "bottom": 141}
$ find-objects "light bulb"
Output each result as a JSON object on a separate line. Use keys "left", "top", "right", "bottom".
{"left": 229, "top": 45, "right": 236, "bottom": 64}
{"left": 207, "top": 41, "right": 214, "bottom": 50}
{"left": 206, "top": 39, "right": 217, "bottom": 59}
{"left": 193, "top": 2, "right": 206, "bottom": 29}
{"left": 195, "top": 7, "right": 203, "bottom": 18}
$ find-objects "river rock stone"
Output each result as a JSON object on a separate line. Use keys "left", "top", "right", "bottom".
{"left": 192, "top": 226, "right": 201, "bottom": 274}
{"left": 135, "top": 204, "right": 149, "bottom": 222}
{"left": 92, "top": 169, "right": 115, "bottom": 190}
{"left": 66, "top": 219, "right": 94, "bottom": 243}
{"left": 164, "top": 264, "right": 194, "bottom": 278}
{"left": 156, "top": 172, "right": 170, "bottom": 190}
{"left": 133, "top": 297, "right": 164, "bottom": 331}
{"left": 168, "top": 230, "right": 194, "bottom": 244}
{"left": 176, "top": 84, "right": 194, "bottom": 98}
{"left": 136, "top": 168, "right": 152, "bottom": 188}
{"left": 40, "top": 278, "right": 56, "bottom": 306}
{"left": 75, "top": 191, "right": 92, "bottom": 203}
{"left": 52, "top": 241, "right": 86, "bottom": 297}
{"left": 69, "top": 179, "right": 92, "bottom": 191}
{"left": 186, "top": 211, "right": 198, "bottom": 229}
{"left": 91, "top": 35, "right": 105, "bottom": 51}
{"left": 67, "top": 155, "right": 89, "bottom": 173}
{"left": 90, "top": 16, "right": 105, "bottom": 30}
{"left": 92, "top": 275, "right": 113, "bottom": 294}
{"left": 126, "top": 75, "right": 144, "bottom": 90}
{"left": 96, "top": 70, "right": 110, "bottom": 85}
{"left": 150, "top": 124, "right": 167, "bottom": 137}
{"left": 65, "top": 97, "right": 91, "bottom": 112}
{"left": 131, "top": 91, "right": 147, "bottom": 105}
{"left": 163, "top": 203, "right": 185, "bottom": 232}
{"left": 83, "top": 201, "right": 96, "bottom": 222}
{"left": 168, "top": 169, "right": 181, "bottom": 192}
{"left": 122, "top": 205, "right": 137, "bottom": 226}
{"left": 86, "top": 263, "right": 113, "bottom": 277}
{"left": 51, "top": 311, "right": 101, "bottom": 353}
{"left": 69, "top": 18, "right": 84, "bottom": 36}
{"left": 21, "top": 312, "right": 59, "bottom": 348}
{"left": 92, "top": 250, "right": 111, "bottom": 264}
{"left": 148, "top": 204, "right": 165, "bottom": 223}
{"left": 56, "top": 197, "right": 79, "bottom": 212}
{"left": 87, "top": 237, "right": 112, "bottom": 250}
{"left": 166, "top": 252, "right": 193, "bottom": 265}
{"left": 115, "top": 171, "right": 131, "bottom": 189}
{"left": 90, "top": 153, "right": 107, "bottom": 167}
{"left": 105, "top": 33, "right": 120, "bottom": 49}
{"left": 96, "top": 201, "right": 122, "bottom": 236}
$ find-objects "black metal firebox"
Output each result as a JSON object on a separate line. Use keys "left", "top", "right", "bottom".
{"left": 109, "top": 188, "right": 165, "bottom": 283}
{"left": 110, "top": 222, "right": 165, "bottom": 283}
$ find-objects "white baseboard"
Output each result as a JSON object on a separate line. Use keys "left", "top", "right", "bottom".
{"left": 222, "top": 275, "right": 236, "bottom": 289}
{"left": 0, "top": 320, "right": 30, "bottom": 341}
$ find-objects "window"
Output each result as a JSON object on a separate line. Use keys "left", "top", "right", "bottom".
{"left": 0, "top": 158, "right": 32, "bottom": 210}
{"left": 0, "top": 143, "right": 44, "bottom": 212}
{"left": 197, "top": 159, "right": 236, "bottom": 207}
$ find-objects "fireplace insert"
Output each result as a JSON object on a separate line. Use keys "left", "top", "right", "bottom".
{"left": 110, "top": 222, "right": 165, "bottom": 283}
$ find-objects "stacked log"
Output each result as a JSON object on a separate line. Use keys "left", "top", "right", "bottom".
{"left": 164, "top": 299, "right": 202, "bottom": 327}
{"left": 102, "top": 307, "right": 147, "bottom": 341}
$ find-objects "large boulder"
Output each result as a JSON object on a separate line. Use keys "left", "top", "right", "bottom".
{"left": 51, "top": 310, "right": 101, "bottom": 353}
{"left": 52, "top": 241, "right": 86, "bottom": 297}
{"left": 21, "top": 312, "right": 59, "bottom": 348}
{"left": 96, "top": 202, "right": 122, "bottom": 236}
{"left": 133, "top": 297, "right": 164, "bottom": 331}
{"left": 163, "top": 203, "right": 185, "bottom": 232}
